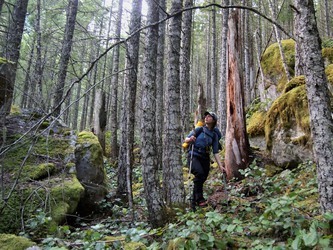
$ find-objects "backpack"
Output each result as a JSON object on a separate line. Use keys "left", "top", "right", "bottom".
{"left": 183, "top": 126, "right": 222, "bottom": 151}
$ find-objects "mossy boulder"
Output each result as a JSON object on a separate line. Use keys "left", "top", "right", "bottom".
{"left": 0, "top": 234, "right": 37, "bottom": 250}
{"left": 75, "top": 131, "right": 108, "bottom": 215}
{"left": 259, "top": 39, "right": 295, "bottom": 103}
{"left": 264, "top": 77, "right": 312, "bottom": 168}
{"left": 0, "top": 112, "right": 93, "bottom": 236}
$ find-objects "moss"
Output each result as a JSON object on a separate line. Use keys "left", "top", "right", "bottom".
{"left": 265, "top": 84, "right": 310, "bottom": 150}
{"left": 0, "top": 234, "right": 36, "bottom": 250}
{"left": 322, "top": 47, "right": 333, "bottom": 64}
{"left": 24, "top": 163, "right": 55, "bottom": 180}
{"left": 283, "top": 75, "right": 306, "bottom": 93}
{"left": 325, "top": 64, "right": 333, "bottom": 86}
{"left": 247, "top": 111, "right": 266, "bottom": 137}
{"left": 261, "top": 39, "right": 295, "bottom": 92}
{"left": 50, "top": 176, "right": 84, "bottom": 225}
{"left": 76, "top": 131, "right": 104, "bottom": 167}
{"left": 123, "top": 241, "right": 147, "bottom": 250}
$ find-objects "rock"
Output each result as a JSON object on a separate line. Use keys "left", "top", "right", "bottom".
{"left": 75, "top": 131, "right": 108, "bottom": 215}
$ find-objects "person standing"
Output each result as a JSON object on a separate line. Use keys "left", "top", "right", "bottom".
{"left": 184, "top": 111, "right": 224, "bottom": 208}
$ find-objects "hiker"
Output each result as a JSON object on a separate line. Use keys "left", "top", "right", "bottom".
{"left": 184, "top": 111, "right": 225, "bottom": 208}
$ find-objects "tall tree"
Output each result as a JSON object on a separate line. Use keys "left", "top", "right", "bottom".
{"left": 180, "top": 0, "right": 193, "bottom": 135}
{"left": 141, "top": 0, "right": 167, "bottom": 227}
{"left": 34, "top": 0, "right": 44, "bottom": 110}
{"left": 156, "top": 0, "right": 166, "bottom": 172}
{"left": 210, "top": 1, "right": 217, "bottom": 111}
{"left": 109, "top": 0, "right": 123, "bottom": 159}
{"left": 53, "top": 0, "right": 78, "bottom": 116}
{"left": 218, "top": 0, "right": 229, "bottom": 136}
{"left": 293, "top": 0, "right": 333, "bottom": 212}
{"left": 224, "top": 10, "right": 250, "bottom": 180}
{"left": 117, "top": 0, "right": 142, "bottom": 207}
{"left": 1, "top": 0, "right": 29, "bottom": 116}
{"left": 163, "top": 0, "right": 185, "bottom": 206}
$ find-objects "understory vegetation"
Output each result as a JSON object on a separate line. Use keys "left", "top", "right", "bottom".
{"left": 22, "top": 159, "right": 333, "bottom": 249}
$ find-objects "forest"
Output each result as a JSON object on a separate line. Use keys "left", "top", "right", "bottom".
{"left": 1, "top": 0, "right": 333, "bottom": 249}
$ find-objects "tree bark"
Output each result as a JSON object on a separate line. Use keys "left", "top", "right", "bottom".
{"left": 224, "top": 10, "right": 250, "bottom": 180}
{"left": 163, "top": 0, "right": 185, "bottom": 206}
{"left": 156, "top": 0, "right": 166, "bottom": 172}
{"left": 1, "top": 0, "right": 29, "bottom": 116}
{"left": 117, "top": 0, "right": 142, "bottom": 207}
{"left": 218, "top": 0, "right": 229, "bottom": 137}
{"left": 20, "top": 38, "right": 35, "bottom": 109}
{"left": 35, "top": 0, "right": 44, "bottom": 110}
{"left": 94, "top": 89, "right": 106, "bottom": 154}
{"left": 53, "top": 0, "right": 78, "bottom": 117}
{"left": 180, "top": 0, "right": 193, "bottom": 135}
{"left": 210, "top": 1, "right": 217, "bottom": 111}
{"left": 141, "top": 0, "right": 167, "bottom": 227}
{"left": 294, "top": 0, "right": 333, "bottom": 212}
{"left": 109, "top": 0, "right": 123, "bottom": 160}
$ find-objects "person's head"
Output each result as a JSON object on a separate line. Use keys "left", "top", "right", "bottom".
{"left": 204, "top": 111, "right": 217, "bottom": 128}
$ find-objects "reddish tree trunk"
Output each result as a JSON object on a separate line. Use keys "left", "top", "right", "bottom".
{"left": 224, "top": 11, "right": 250, "bottom": 180}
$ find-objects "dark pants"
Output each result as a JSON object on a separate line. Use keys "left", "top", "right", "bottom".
{"left": 188, "top": 155, "right": 210, "bottom": 203}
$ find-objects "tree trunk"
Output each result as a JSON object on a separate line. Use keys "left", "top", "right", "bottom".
{"left": 53, "top": 0, "right": 78, "bottom": 117}
{"left": 180, "top": 0, "right": 193, "bottom": 135}
{"left": 94, "top": 89, "right": 106, "bottom": 154}
{"left": 224, "top": 10, "right": 250, "bottom": 180}
{"left": 109, "top": 0, "right": 123, "bottom": 160}
{"left": 210, "top": 1, "right": 217, "bottom": 111}
{"left": 218, "top": 0, "right": 229, "bottom": 136}
{"left": 117, "top": 0, "right": 142, "bottom": 206}
{"left": 205, "top": 18, "right": 211, "bottom": 109}
{"left": 1, "top": 0, "right": 29, "bottom": 116}
{"left": 324, "top": 0, "right": 331, "bottom": 37}
{"left": 35, "top": 0, "right": 44, "bottom": 110}
{"left": 141, "top": 0, "right": 167, "bottom": 227}
{"left": 163, "top": 0, "right": 185, "bottom": 206}
{"left": 20, "top": 38, "right": 35, "bottom": 109}
{"left": 294, "top": 0, "right": 333, "bottom": 212}
{"left": 243, "top": 0, "right": 251, "bottom": 107}
{"left": 156, "top": 0, "right": 166, "bottom": 172}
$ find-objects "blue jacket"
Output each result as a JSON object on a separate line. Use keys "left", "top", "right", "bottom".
{"left": 187, "top": 126, "right": 221, "bottom": 158}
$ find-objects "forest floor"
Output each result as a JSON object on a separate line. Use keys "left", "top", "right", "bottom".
{"left": 2, "top": 112, "right": 332, "bottom": 249}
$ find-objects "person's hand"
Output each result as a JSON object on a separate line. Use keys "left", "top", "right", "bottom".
{"left": 188, "top": 136, "right": 196, "bottom": 143}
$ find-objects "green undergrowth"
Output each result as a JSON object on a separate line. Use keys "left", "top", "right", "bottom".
{"left": 32, "top": 160, "right": 332, "bottom": 249}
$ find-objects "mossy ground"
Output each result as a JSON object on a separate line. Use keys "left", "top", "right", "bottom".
{"left": 0, "top": 234, "right": 36, "bottom": 250}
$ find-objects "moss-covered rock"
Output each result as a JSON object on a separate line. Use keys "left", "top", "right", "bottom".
{"left": 260, "top": 39, "right": 295, "bottom": 97}
{"left": 24, "top": 163, "right": 56, "bottom": 180}
{"left": 264, "top": 81, "right": 312, "bottom": 167}
{"left": 247, "top": 111, "right": 266, "bottom": 137}
{"left": 0, "top": 234, "right": 37, "bottom": 250}
{"left": 0, "top": 112, "right": 84, "bottom": 236}
{"left": 48, "top": 176, "right": 84, "bottom": 231}
{"left": 75, "top": 131, "right": 108, "bottom": 215}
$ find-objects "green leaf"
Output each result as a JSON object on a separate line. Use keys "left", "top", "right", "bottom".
{"left": 303, "top": 230, "right": 318, "bottom": 247}
{"left": 292, "top": 235, "right": 301, "bottom": 250}
{"left": 226, "top": 224, "right": 236, "bottom": 232}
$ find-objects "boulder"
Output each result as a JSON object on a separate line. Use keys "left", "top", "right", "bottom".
{"left": 75, "top": 131, "right": 108, "bottom": 215}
